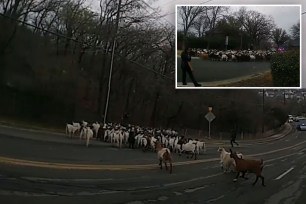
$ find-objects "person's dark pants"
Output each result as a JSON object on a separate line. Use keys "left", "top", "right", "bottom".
{"left": 181, "top": 66, "right": 199, "bottom": 85}
{"left": 129, "top": 142, "right": 134, "bottom": 149}
{"left": 128, "top": 139, "right": 135, "bottom": 149}
{"left": 230, "top": 139, "right": 239, "bottom": 147}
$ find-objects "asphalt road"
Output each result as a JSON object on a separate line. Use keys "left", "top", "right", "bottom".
{"left": 1, "top": 123, "right": 306, "bottom": 204}
{"left": 176, "top": 58, "right": 271, "bottom": 86}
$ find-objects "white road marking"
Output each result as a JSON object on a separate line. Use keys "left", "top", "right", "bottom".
{"left": 264, "top": 164, "right": 274, "bottom": 168}
{"left": 184, "top": 186, "right": 207, "bottom": 193}
{"left": 274, "top": 167, "right": 294, "bottom": 180}
{"left": 207, "top": 195, "right": 225, "bottom": 203}
{"left": 164, "top": 173, "right": 223, "bottom": 187}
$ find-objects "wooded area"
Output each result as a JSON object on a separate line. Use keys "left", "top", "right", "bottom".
{"left": 177, "top": 6, "right": 300, "bottom": 50}
{"left": 0, "top": 1, "right": 301, "bottom": 138}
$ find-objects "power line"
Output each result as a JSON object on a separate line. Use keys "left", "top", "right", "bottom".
{"left": 158, "top": 0, "right": 177, "bottom": 8}
{"left": 202, "top": 0, "right": 215, "bottom": 4}
{"left": 140, "top": 0, "right": 175, "bottom": 26}
{"left": 0, "top": 12, "right": 174, "bottom": 81}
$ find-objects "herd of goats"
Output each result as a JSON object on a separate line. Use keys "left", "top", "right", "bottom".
{"left": 65, "top": 121, "right": 265, "bottom": 186}
{"left": 190, "top": 48, "right": 277, "bottom": 62}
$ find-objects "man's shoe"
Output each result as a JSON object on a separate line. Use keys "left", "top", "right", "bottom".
{"left": 182, "top": 83, "right": 187, "bottom": 85}
{"left": 195, "top": 83, "right": 202, "bottom": 87}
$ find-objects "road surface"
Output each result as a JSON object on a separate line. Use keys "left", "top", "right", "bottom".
{"left": 0, "top": 123, "right": 306, "bottom": 204}
{"left": 177, "top": 57, "right": 271, "bottom": 87}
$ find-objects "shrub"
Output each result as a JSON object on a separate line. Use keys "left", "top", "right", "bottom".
{"left": 271, "top": 50, "right": 300, "bottom": 87}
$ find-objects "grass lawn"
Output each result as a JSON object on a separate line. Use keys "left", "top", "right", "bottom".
{"left": 221, "top": 72, "right": 274, "bottom": 87}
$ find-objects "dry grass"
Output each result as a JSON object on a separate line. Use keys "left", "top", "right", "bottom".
{"left": 221, "top": 72, "right": 274, "bottom": 87}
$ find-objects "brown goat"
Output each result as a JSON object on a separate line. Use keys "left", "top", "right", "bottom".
{"left": 229, "top": 149, "right": 265, "bottom": 186}
{"left": 155, "top": 141, "right": 173, "bottom": 174}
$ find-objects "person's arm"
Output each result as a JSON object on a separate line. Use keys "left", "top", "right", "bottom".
{"left": 187, "top": 55, "right": 193, "bottom": 71}
{"left": 188, "top": 61, "right": 193, "bottom": 71}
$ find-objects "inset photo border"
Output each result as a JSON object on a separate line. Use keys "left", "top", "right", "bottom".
{"left": 175, "top": 4, "right": 302, "bottom": 89}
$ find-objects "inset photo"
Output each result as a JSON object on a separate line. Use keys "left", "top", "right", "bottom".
{"left": 175, "top": 5, "right": 301, "bottom": 89}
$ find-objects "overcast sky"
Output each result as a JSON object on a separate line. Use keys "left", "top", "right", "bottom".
{"left": 152, "top": 0, "right": 305, "bottom": 88}
{"left": 230, "top": 5, "right": 299, "bottom": 33}
{"left": 176, "top": 5, "right": 300, "bottom": 33}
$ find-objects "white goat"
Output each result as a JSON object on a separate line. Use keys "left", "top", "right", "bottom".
{"left": 180, "top": 140, "right": 198, "bottom": 160}
{"left": 135, "top": 133, "right": 144, "bottom": 148}
{"left": 65, "top": 123, "right": 80, "bottom": 138}
{"left": 217, "top": 147, "right": 243, "bottom": 173}
{"left": 195, "top": 141, "right": 206, "bottom": 154}
{"left": 83, "top": 127, "right": 93, "bottom": 147}
{"left": 221, "top": 54, "right": 228, "bottom": 61}
{"left": 92, "top": 122, "right": 100, "bottom": 138}
{"left": 113, "top": 129, "right": 124, "bottom": 148}
{"left": 155, "top": 141, "right": 172, "bottom": 174}
{"left": 250, "top": 55, "right": 256, "bottom": 61}
{"left": 104, "top": 128, "right": 113, "bottom": 142}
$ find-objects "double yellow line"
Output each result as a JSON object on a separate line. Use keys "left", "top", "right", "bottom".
{"left": 0, "top": 129, "right": 303, "bottom": 171}
{"left": 0, "top": 156, "right": 219, "bottom": 171}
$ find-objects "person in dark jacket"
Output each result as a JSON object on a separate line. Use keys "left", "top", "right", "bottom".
{"left": 180, "top": 47, "right": 201, "bottom": 87}
{"left": 230, "top": 128, "right": 239, "bottom": 147}
{"left": 128, "top": 127, "right": 136, "bottom": 149}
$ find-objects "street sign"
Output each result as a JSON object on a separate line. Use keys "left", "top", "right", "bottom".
{"left": 205, "top": 112, "right": 216, "bottom": 122}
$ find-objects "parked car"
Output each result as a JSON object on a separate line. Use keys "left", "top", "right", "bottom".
{"left": 297, "top": 124, "right": 306, "bottom": 131}
{"left": 294, "top": 116, "right": 306, "bottom": 122}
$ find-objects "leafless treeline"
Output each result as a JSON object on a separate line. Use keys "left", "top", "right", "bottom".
{"left": 0, "top": 1, "right": 298, "bottom": 136}
{"left": 178, "top": 6, "right": 300, "bottom": 49}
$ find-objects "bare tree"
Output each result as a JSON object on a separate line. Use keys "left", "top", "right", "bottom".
{"left": 192, "top": 14, "right": 209, "bottom": 38}
{"left": 272, "top": 28, "right": 289, "bottom": 48}
{"left": 202, "top": 6, "right": 229, "bottom": 49}
{"left": 290, "top": 22, "right": 300, "bottom": 40}
{"left": 236, "top": 7, "right": 275, "bottom": 49}
{"left": 178, "top": 6, "right": 203, "bottom": 48}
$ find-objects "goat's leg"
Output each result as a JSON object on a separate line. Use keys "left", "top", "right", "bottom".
{"left": 164, "top": 161, "right": 168, "bottom": 171}
{"left": 260, "top": 175, "right": 265, "bottom": 186}
{"left": 233, "top": 172, "right": 240, "bottom": 182}
{"left": 253, "top": 176, "right": 259, "bottom": 186}
{"left": 159, "top": 159, "right": 162, "bottom": 170}
{"left": 241, "top": 171, "right": 248, "bottom": 180}
{"left": 220, "top": 161, "right": 224, "bottom": 171}
{"left": 223, "top": 165, "right": 228, "bottom": 173}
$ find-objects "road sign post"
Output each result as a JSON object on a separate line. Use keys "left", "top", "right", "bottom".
{"left": 205, "top": 111, "right": 215, "bottom": 139}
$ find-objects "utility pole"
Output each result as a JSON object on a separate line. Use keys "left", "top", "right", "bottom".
{"left": 262, "top": 89, "right": 265, "bottom": 134}
{"left": 103, "top": 0, "right": 122, "bottom": 125}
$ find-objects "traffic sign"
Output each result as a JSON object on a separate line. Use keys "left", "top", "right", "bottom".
{"left": 205, "top": 112, "right": 216, "bottom": 122}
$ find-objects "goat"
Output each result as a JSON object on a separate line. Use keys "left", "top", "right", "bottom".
{"left": 179, "top": 139, "right": 198, "bottom": 160}
{"left": 92, "top": 122, "right": 100, "bottom": 138}
{"left": 217, "top": 147, "right": 242, "bottom": 173}
{"left": 155, "top": 141, "right": 172, "bottom": 174}
{"left": 82, "top": 127, "right": 93, "bottom": 147}
{"left": 65, "top": 124, "right": 80, "bottom": 138}
{"left": 112, "top": 129, "right": 124, "bottom": 148}
{"left": 249, "top": 55, "right": 256, "bottom": 61}
{"left": 229, "top": 149, "right": 265, "bottom": 186}
{"left": 195, "top": 140, "right": 206, "bottom": 154}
